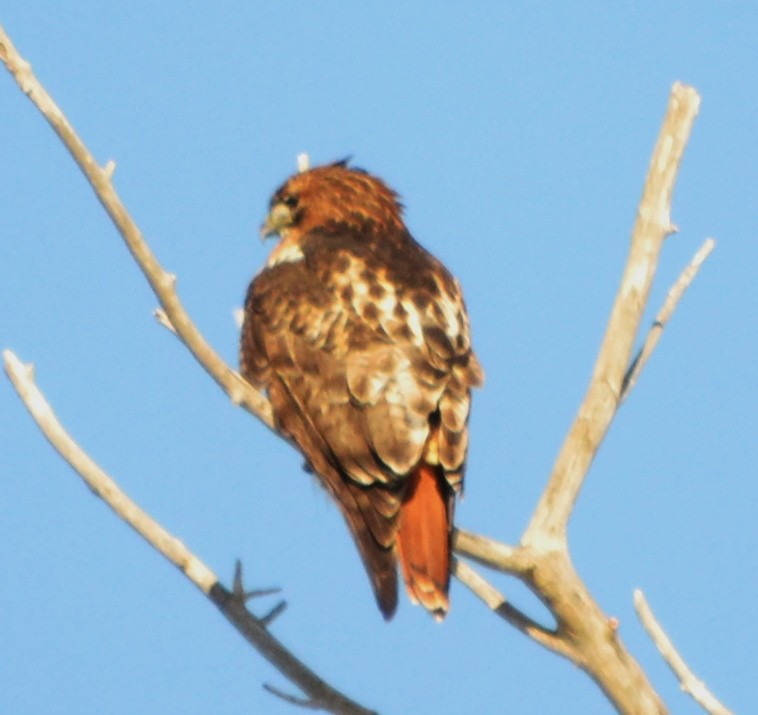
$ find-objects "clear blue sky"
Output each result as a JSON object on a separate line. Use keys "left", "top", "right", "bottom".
{"left": 1, "top": 4, "right": 755, "bottom": 714}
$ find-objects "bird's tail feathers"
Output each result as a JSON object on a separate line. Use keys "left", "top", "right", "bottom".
{"left": 396, "top": 463, "right": 451, "bottom": 620}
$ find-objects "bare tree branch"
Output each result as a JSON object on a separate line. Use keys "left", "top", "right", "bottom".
{"left": 634, "top": 590, "right": 734, "bottom": 715}
{"left": 523, "top": 83, "right": 701, "bottom": 545}
{"left": 453, "top": 528, "right": 532, "bottom": 575}
{"left": 621, "top": 238, "right": 716, "bottom": 401}
{"left": 3, "top": 19, "right": 726, "bottom": 714}
{"left": 0, "top": 24, "right": 275, "bottom": 430}
{"left": 2, "top": 353, "right": 216, "bottom": 593}
{"left": 452, "top": 558, "right": 572, "bottom": 657}
{"left": 450, "top": 84, "right": 711, "bottom": 715}
{"left": 2, "top": 349, "right": 377, "bottom": 715}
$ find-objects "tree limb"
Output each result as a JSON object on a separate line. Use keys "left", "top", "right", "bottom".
{"left": 523, "top": 83, "right": 701, "bottom": 546}
{"left": 621, "top": 238, "right": 715, "bottom": 401}
{"left": 0, "top": 24, "right": 274, "bottom": 430}
{"left": 453, "top": 528, "right": 533, "bottom": 575}
{"left": 2, "top": 349, "right": 376, "bottom": 715}
{"left": 450, "top": 83, "right": 711, "bottom": 715}
{"left": 3, "top": 20, "right": 724, "bottom": 714}
{"left": 452, "top": 558, "right": 572, "bottom": 657}
{"left": 634, "top": 590, "right": 734, "bottom": 715}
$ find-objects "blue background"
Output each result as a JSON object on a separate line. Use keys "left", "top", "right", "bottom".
{"left": 1, "top": 4, "right": 755, "bottom": 714}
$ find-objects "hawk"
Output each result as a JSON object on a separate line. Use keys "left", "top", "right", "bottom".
{"left": 240, "top": 162, "right": 482, "bottom": 619}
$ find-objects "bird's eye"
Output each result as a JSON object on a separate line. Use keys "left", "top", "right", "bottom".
{"left": 281, "top": 194, "right": 299, "bottom": 209}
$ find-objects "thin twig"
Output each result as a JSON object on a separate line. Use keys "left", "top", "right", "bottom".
{"left": 264, "top": 683, "right": 321, "bottom": 710}
{"left": 297, "top": 153, "right": 311, "bottom": 173}
{"left": 154, "top": 307, "right": 178, "bottom": 335}
{"left": 621, "top": 238, "right": 715, "bottom": 401}
{"left": 523, "top": 83, "right": 701, "bottom": 547}
{"left": 2, "top": 24, "right": 721, "bottom": 714}
{"left": 0, "top": 24, "right": 274, "bottom": 430}
{"left": 634, "top": 590, "right": 734, "bottom": 715}
{"left": 2, "top": 349, "right": 376, "bottom": 715}
{"left": 260, "top": 601, "right": 289, "bottom": 627}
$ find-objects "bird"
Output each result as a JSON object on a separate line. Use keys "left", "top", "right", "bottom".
{"left": 240, "top": 161, "right": 482, "bottom": 619}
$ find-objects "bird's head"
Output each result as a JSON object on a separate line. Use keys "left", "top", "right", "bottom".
{"left": 260, "top": 161, "right": 405, "bottom": 243}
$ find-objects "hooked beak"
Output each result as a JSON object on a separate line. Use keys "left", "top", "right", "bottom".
{"left": 259, "top": 203, "right": 293, "bottom": 241}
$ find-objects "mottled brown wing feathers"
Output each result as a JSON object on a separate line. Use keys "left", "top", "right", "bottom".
{"left": 241, "top": 219, "right": 481, "bottom": 617}
{"left": 267, "top": 379, "right": 400, "bottom": 618}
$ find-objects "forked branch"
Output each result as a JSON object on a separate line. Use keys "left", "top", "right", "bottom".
{"left": 3, "top": 20, "right": 723, "bottom": 715}
{"left": 621, "top": 238, "right": 715, "bottom": 400}
{"left": 451, "top": 84, "right": 714, "bottom": 715}
{"left": 523, "top": 83, "right": 701, "bottom": 545}
{"left": 2, "top": 349, "right": 375, "bottom": 715}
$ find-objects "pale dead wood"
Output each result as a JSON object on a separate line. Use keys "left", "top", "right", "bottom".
{"left": 3, "top": 348, "right": 215, "bottom": 593}
{"left": 0, "top": 25, "right": 274, "bottom": 430}
{"left": 154, "top": 306, "right": 178, "bottom": 335}
{"left": 523, "top": 82, "right": 701, "bottom": 545}
{"left": 2, "top": 349, "right": 376, "bottom": 715}
{"left": 453, "top": 528, "right": 532, "bottom": 575}
{"left": 2, "top": 19, "right": 724, "bottom": 715}
{"left": 621, "top": 238, "right": 715, "bottom": 401}
{"left": 0, "top": 26, "right": 370, "bottom": 713}
{"left": 452, "top": 558, "right": 572, "bottom": 657}
{"left": 450, "top": 83, "right": 710, "bottom": 715}
{"left": 297, "top": 153, "right": 311, "bottom": 173}
{"left": 634, "top": 591, "right": 734, "bottom": 715}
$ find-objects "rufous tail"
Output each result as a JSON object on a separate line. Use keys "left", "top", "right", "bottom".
{"left": 396, "top": 463, "right": 451, "bottom": 619}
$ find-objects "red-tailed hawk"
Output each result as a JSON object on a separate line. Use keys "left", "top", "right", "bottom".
{"left": 240, "top": 162, "right": 482, "bottom": 619}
